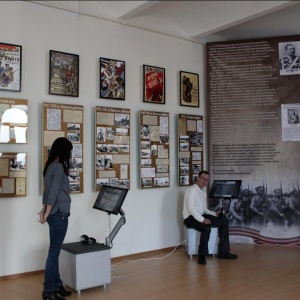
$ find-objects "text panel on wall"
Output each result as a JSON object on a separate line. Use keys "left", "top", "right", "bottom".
{"left": 207, "top": 35, "right": 300, "bottom": 245}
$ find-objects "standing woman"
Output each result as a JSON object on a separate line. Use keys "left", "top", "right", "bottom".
{"left": 39, "top": 137, "right": 73, "bottom": 300}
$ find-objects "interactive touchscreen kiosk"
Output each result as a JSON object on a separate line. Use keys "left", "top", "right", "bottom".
{"left": 209, "top": 180, "right": 242, "bottom": 199}
{"left": 93, "top": 185, "right": 128, "bottom": 246}
{"left": 209, "top": 180, "right": 242, "bottom": 211}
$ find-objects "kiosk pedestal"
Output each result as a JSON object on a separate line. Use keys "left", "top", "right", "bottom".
{"left": 59, "top": 242, "right": 111, "bottom": 293}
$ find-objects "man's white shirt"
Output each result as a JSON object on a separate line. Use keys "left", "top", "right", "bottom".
{"left": 183, "top": 184, "right": 216, "bottom": 222}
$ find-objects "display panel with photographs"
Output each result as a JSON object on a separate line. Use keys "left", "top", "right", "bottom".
{"left": 49, "top": 50, "right": 79, "bottom": 97}
{"left": 178, "top": 114, "right": 203, "bottom": 186}
{"left": 42, "top": 102, "right": 84, "bottom": 193}
{"left": 0, "top": 152, "right": 27, "bottom": 197}
{"left": 0, "top": 97, "right": 28, "bottom": 143}
{"left": 95, "top": 106, "right": 130, "bottom": 190}
{"left": 0, "top": 43, "right": 22, "bottom": 92}
{"left": 140, "top": 110, "right": 169, "bottom": 188}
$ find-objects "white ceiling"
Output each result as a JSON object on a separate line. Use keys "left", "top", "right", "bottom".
{"left": 31, "top": 1, "right": 300, "bottom": 43}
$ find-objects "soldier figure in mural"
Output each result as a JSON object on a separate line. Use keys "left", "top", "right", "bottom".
{"left": 268, "top": 188, "right": 287, "bottom": 227}
{"left": 229, "top": 194, "right": 243, "bottom": 226}
{"left": 223, "top": 198, "right": 232, "bottom": 221}
{"left": 239, "top": 189, "right": 252, "bottom": 226}
{"left": 285, "top": 189, "right": 300, "bottom": 227}
{"left": 250, "top": 186, "right": 268, "bottom": 227}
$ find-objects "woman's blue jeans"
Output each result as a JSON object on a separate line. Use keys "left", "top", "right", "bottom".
{"left": 43, "top": 213, "right": 69, "bottom": 292}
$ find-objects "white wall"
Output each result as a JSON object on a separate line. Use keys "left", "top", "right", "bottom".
{"left": 0, "top": 1, "right": 205, "bottom": 277}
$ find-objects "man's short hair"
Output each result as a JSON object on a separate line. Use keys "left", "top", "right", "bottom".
{"left": 198, "top": 170, "right": 209, "bottom": 177}
{"left": 285, "top": 43, "right": 295, "bottom": 50}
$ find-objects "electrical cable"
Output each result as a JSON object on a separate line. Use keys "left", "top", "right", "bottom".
{"left": 111, "top": 240, "right": 186, "bottom": 269}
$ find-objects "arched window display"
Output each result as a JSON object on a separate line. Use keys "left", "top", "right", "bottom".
{"left": 0, "top": 98, "right": 28, "bottom": 143}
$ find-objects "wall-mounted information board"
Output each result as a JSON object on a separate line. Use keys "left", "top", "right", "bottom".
{"left": 0, "top": 152, "right": 26, "bottom": 197}
{"left": 140, "top": 110, "right": 170, "bottom": 188}
{"left": 178, "top": 114, "right": 203, "bottom": 186}
{"left": 42, "top": 102, "right": 84, "bottom": 193}
{"left": 95, "top": 106, "right": 130, "bottom": 190}
{"left": 0, "top": 97, "right": 28, "bottom": 143}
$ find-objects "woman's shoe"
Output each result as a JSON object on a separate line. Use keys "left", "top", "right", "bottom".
{"left": 42, "top": 291, "right": 65, "bottom": 300}
{"left": 54, "top": 285, "right": 72, "bottom": 297}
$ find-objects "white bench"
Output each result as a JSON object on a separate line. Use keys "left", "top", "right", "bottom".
{"left": 184, "top": 225, "right": 218, "bottom": 258}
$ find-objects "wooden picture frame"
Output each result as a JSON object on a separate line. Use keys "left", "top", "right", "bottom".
{"left": 49, "top": 50, "right": 79, "bottom": 97}
{"left": 100, "top": 57, "right": 125, "bottom": 100}
{"left": 0, "top": 42, "right": 22, "bottom": 92}
{"left": 143, "top": 65, "right": 165, "bottom": 104}
{"left": 180, "top": 71, "right": 199, "bottom": 107}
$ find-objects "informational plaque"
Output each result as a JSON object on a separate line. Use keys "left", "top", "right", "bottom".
{"left": 42, "top": 102, "right": 84, "bottom": 193}
{"left": 0, "top": 152, "right": 27, "bottom": 197}
{"left": 95, "top": 106, "right": 130, "bottom": 190}
{"left": 140, "top": 110, "right": 170, "bottom": 188}
{"left": 0, "top": 97, "right": 28, "bottom": 143}
{"left": 178, "top": 114, "right": 203, "bottom": 186}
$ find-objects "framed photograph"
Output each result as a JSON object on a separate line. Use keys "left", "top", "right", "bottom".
{"left": 180, "top": 71, "right": 199, "bottom": 107}
{"left": 49, "top": 50, "right": 79, "bottom": 97}
{"left": 0, "top": 43, "right": 22, "bottom": 91}
{"left": 143, "top": 65, "right": 165, "bottom": 104}
{"left": 100, "top": 57, "right": 125, "bottom": 100}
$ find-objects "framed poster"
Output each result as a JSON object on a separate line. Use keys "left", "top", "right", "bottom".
{"left": 0, "top": 98, "right": 28, "bottom": 143}
{"left": 0, "top": 152, "right": 27, "bottom": 197}
{"left": 0, "top": 43, "right": 22, "bottom": 92}
{"left": 100, "top": 57, "right": 125, "bottom": 100}
{"left": 143, "top": 65, "right": 165, "bottom": 104}
{"left": 49, "top": 50, "right": 79, "bottom": 97}
{"left": 95, "top": 106, "right": 130, "bottom": 190}
{"left": 178, "top": 114, "right": 203, "bottom": 186}
{"left": 180, "top": 71, "right": 199, "bottom": 107}
{"left": 139, "top": 110, "right": 170, "bottom": 188}
{"left": 42, "top": 102, "right": 84, "bottom": 193}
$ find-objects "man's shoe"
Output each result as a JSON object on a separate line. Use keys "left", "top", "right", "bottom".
{"left": 198, "top": 254, "right": 206, "bottom": 265}
{"left": 54, "top": 285, "right": 72, "bottom": 297}
{"left": 218, "top": 252, "right": 238, "bottom": 259}
{"left": 42, "top": 291, "right": 65, "bottom": 300}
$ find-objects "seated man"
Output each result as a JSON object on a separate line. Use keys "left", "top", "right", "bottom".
{"left": 183, "top": 170, "right": 237, "bottom": 265}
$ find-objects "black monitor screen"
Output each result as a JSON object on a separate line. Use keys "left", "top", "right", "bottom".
{"left": 209, "top": 180, "right": 242, "bottom": 199}
{"left": 93, "top": 185, "right": 128, "bottom": 215}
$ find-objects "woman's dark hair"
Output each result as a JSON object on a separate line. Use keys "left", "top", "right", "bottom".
{"left": 43, "top": 137, "right": 73, "bottom": 177}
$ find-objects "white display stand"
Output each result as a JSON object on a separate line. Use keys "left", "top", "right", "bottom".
{"left": 59, "top": 242, "right": 111, "bottom": 293}
{"left": 184, "top": 225, "right": 218, "bottom": 257}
